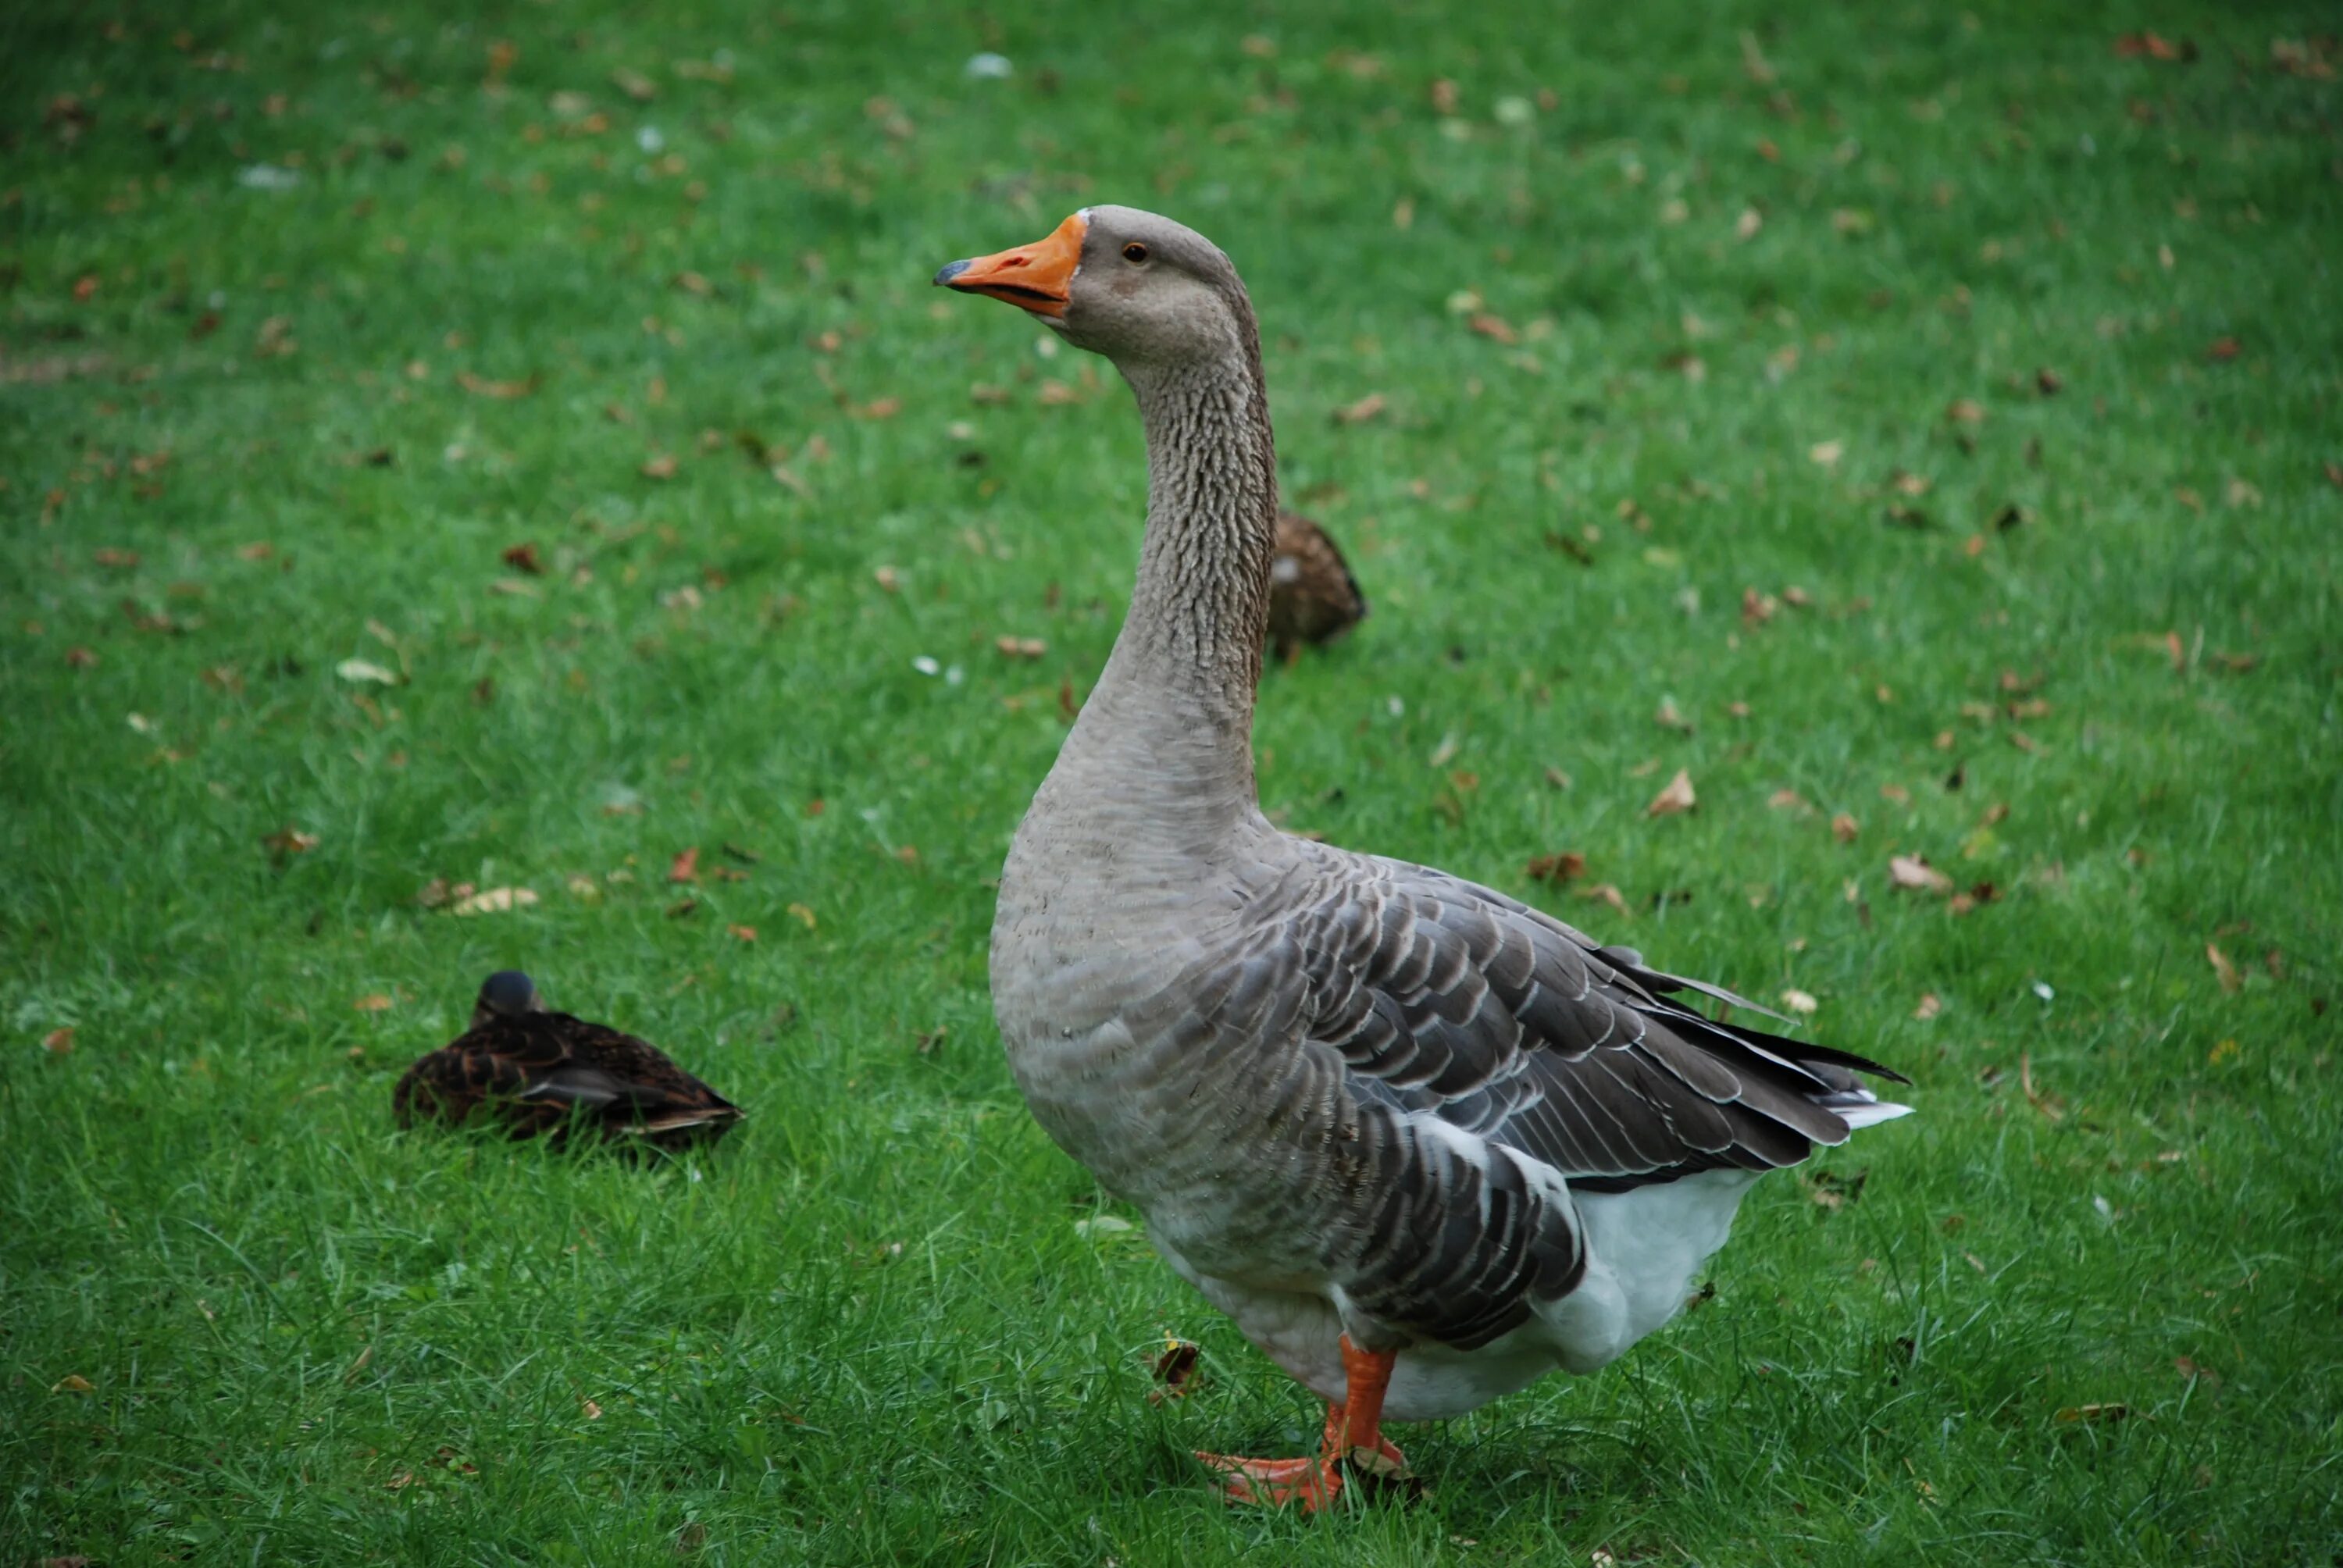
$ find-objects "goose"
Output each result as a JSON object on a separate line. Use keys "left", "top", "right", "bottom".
{"left": 937, "top": 207, "right": 1910, "bottom": 1511}
{"left": 392, "top": 971, "right": 743, "bottom": 1150}
{"left": 1267, "top": 510, "right": 1368, "bottom": 662}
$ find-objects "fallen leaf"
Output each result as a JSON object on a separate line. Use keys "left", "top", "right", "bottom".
{"left": 1646, "top": 768, "right": 1696, "bottom": 817}
{"left": 66, "top": 646, "right": 99, "bottom": 668}
{"left": 1768, "top": 789, "right": 1813, "bottom": 813}
{"left": 669, "top": 846, "right": 701, "bottom": 884}
{"left": 2206, "top": 943, "right": 2241, "bottom": 993}
{"left": 1945, "top": 398, "right": 1986, "bottom": 425}
{"left": 1332, "top": 392, "right": 1388, "bottom": 425}
{"left": 786, "top": 903, "right": 817, "bottom": 929}
{"left": 727, "top": 924, "right": 757, "bottom": 943}
{"left": 457, "top": 371, "right": 537, "bottom": 399}
{"left": 352, "top": 994, "right": 392, "bottom": 1012}
{"left": 1525, "top": 851, "right": 1586, "bottom": 884}
{"left": 41, "top": 1026, "right": 75, "bottom": 1053}
{"left": 1467, "top": 312, "right": 1518, "bottom": 345}
{"left": 1808, "top": 439, "right": 1844, "bottom": 468}
{"left": 1913, "top": 993, "right": 1942, "bottom": 1021}
{"left": 2205, "top": 336, "right": 2239, "bottom": 362}
{"left": 1150, "top": 1338, "right": 1203, "bottom": 1402}
{"left": 501, "top": 541, "right": 544, "bottom": 575}
{"left": 2053, "top": 1402, "right": 2129, "bottom": 1425}
{"left": 335, "top": 658, "right": 398, "bottom": 686}
{"left": 449, "top": 886, "right": 538, "bottom": 916}
{"left": 261, "top": 825, "right": 319, "bottom": 859}
{"left": 1889, "top": 854, "right": 1952, "bottom": 894}
{"left": 1654, "top": 696, "right": 1692, "bottom": 732}
{"left": 1780, "top": 988, "right": 1818, "bottom": 1015}
{"left": 93, "top": 547, "right": 141, "bottom": 568}
{"left": 2020, "top": 1052, "right": 2065, "bottom": 1121}
{"left": 1735, "top": 206, "right": 1764, "bottom": 241}
{"left": 582, "top": 1396, "right": 605, "bottom": 1419}
{"left": 52, "top": 1374, "right": 95, "bottom": 1394}
{"left": 1578, "top": 883, "right": 1632, "bottom": 919}
{"left": 640, "top": 454, "right": 679, "bottom": 479}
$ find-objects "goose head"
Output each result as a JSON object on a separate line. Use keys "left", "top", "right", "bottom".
{"left": 472, "top": 969, "right": 543, "bottom": 1027}
{"left": 935, "top": 205, "right": 1252, "bottom": 368}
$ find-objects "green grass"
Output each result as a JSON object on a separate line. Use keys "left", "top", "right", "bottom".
{"left": 4, "top": 0, "right": 2340, "bottom": 1561}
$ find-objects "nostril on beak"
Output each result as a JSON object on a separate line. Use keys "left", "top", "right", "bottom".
{"left": 933, "top": 258, "right": 972, "bottom": 287}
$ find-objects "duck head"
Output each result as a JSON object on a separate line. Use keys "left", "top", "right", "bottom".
{"left": 935, "top": 205, "right": 1254, "bottom": 368}
{"left": 473, "top": 969, "right": 543, "bottom": 1028}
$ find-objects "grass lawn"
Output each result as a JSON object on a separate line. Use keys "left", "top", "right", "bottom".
{"left": 5, "top": 0, "right": 2340, "bottom": 1561}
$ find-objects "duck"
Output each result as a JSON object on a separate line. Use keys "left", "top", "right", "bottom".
{"left": 937, "top": 207, "right": 1911, "bottom": 1511}
{"left": 391, "top": 971, "right": 743, "bottom": 1151}
{"left": 1267, "top": 510, "right": 1368, "bottom": 662}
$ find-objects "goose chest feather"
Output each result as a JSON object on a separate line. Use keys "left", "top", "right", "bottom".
{"left": 943, "top": 206, "right": 1910, "bottom": 1508}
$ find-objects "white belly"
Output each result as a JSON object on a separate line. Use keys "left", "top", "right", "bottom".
{"left": 1155, "top": 1168, "right": 1762, "bottom": 1422}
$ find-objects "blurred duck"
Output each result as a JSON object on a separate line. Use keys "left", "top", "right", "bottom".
{"left": 392, "top": 971, "right": 742, "bottom": 1150}
{"left": 1267, "top": 511, "right": 1368, "bottom": 662}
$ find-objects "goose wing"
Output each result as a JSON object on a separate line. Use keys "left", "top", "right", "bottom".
{"left": 1221, "top": 843, "right": 1906, "bottom": 1348}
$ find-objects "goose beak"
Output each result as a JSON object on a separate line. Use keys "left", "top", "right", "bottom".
{"left": 933, "top": 211, "right": 1086, "bottom": 319}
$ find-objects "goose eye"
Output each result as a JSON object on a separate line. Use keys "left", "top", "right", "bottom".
{"left": 1122, "top": 242, "right": 1149, "bottom": 263}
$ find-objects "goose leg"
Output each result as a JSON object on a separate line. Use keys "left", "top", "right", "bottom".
{"left": 1196, "top": 1337, "right": 1407, "bottom": 1511}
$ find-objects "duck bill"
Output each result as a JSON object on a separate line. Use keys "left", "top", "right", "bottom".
{"left": 933, "top": 211, "right": 1086, "bottom": 319}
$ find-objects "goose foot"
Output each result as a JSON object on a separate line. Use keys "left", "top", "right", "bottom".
{"left": 1194, "top": 1337, "right": 1410, "bottom": 1512}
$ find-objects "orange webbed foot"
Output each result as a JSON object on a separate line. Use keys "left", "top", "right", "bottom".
{"left": 1195, "top": 1450, "right": 1339, "bottom": 1511}
{"left": 1196, "top": 1337, "right": 1416, "bottom": 1511}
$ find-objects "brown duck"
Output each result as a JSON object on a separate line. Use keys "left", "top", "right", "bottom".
{"left": 392, "top": 971, "right": 743, "bottom": 1150}
{"left": 1267, "top": 510, "right": 1367, "bottom": 661}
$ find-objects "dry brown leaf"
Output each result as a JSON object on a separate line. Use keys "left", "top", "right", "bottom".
{"left": 2020, "top": 1052, "right": 2065, "bottom": 1121}
{"left": 669, "top": 846, "right": 701, "bottom": 884}
{"left": 1467, "top": 313, "right": 1519, "bottom": 345}
{"left": 457, "top": 371, "right": 537, "bottom": 399}
{"left": 1578, "top": 883, "right": 1632, "bottom": 919}
{"left": 41, "top": 1025, "right": 76, "bottom": 1053}
{"left": 52, "top": 1374, "right": 95, "bottom": 1394}
{"left": 352, "top": 994, "right": 392, "bottom": 1013}
{"left": 1888, "top": 854, "right": 1952, "bottom": 894}
{"left": 2205, "top": 337, "right": 2239, "bottom": 362}
{"left": 640, "top": 454, "right": 679, "bottom": 479}
{"left": 1525, "top": 851, "right": 1586, "bottom": 884}
{"left": 1150, "top": 1338, "right": 1204, "bottom": 1404}
{"left": 727, "top": 924, "right": 757, "bottom": 943}
{"left": 262, "top": 825, "right": 319, "bottom": 859}
{"left": 582, "top": 1396, "right": 605, "bottom": 1419}
{"left": 1808, "top": 440, "right": 1843, "bottom": 468}
{"left": 1913, "top": 993, "right": 1942, "bottom": 1021}
{"left": 450, "top": 886, "right": 538, "bottom": 916}
{"left": 1332, "top": 391, "right": 1388, "bottom": 426}
{"left": 2206, "top": 943, "right": 2241, "bottom": 993}
{"left": 1831, "top": 813, "right": 1860, "bottom": 844}
{"left": 2054, "top": 1402, "right": 2129, "bottom": 1425}
{"left": 1646, "top": 768, "right": 1696, "bottom": 817}
{"left": 1946, "top": 398, "right": 1986, "bottom": 425}
{"left": 501, "top": 541, "right": 544, "bottom": 575}
{"left": 1768, "top": 788, "right": 1813, "bottom": 813}
{"left": 1780, "top": 988, "right": 1819, "bottom": 1015}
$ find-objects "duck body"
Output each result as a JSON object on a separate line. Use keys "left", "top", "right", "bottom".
{"left": 393, "top": 971, "right": 743, "bottom": 1151}
{"left": 1266, "top": 511, "right": 1367, "bottom": 660}
{"left": 949, "top": 205, "right": 1906, "bottom": 1502}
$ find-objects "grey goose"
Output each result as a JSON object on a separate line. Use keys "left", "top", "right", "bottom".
{"left": 936, "top": 207, "right": 1910, "bottom": 1510}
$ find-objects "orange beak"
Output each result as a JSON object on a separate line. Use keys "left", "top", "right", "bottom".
{"left": 933, "top": 212, "right": 1087, "bottom": 319}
